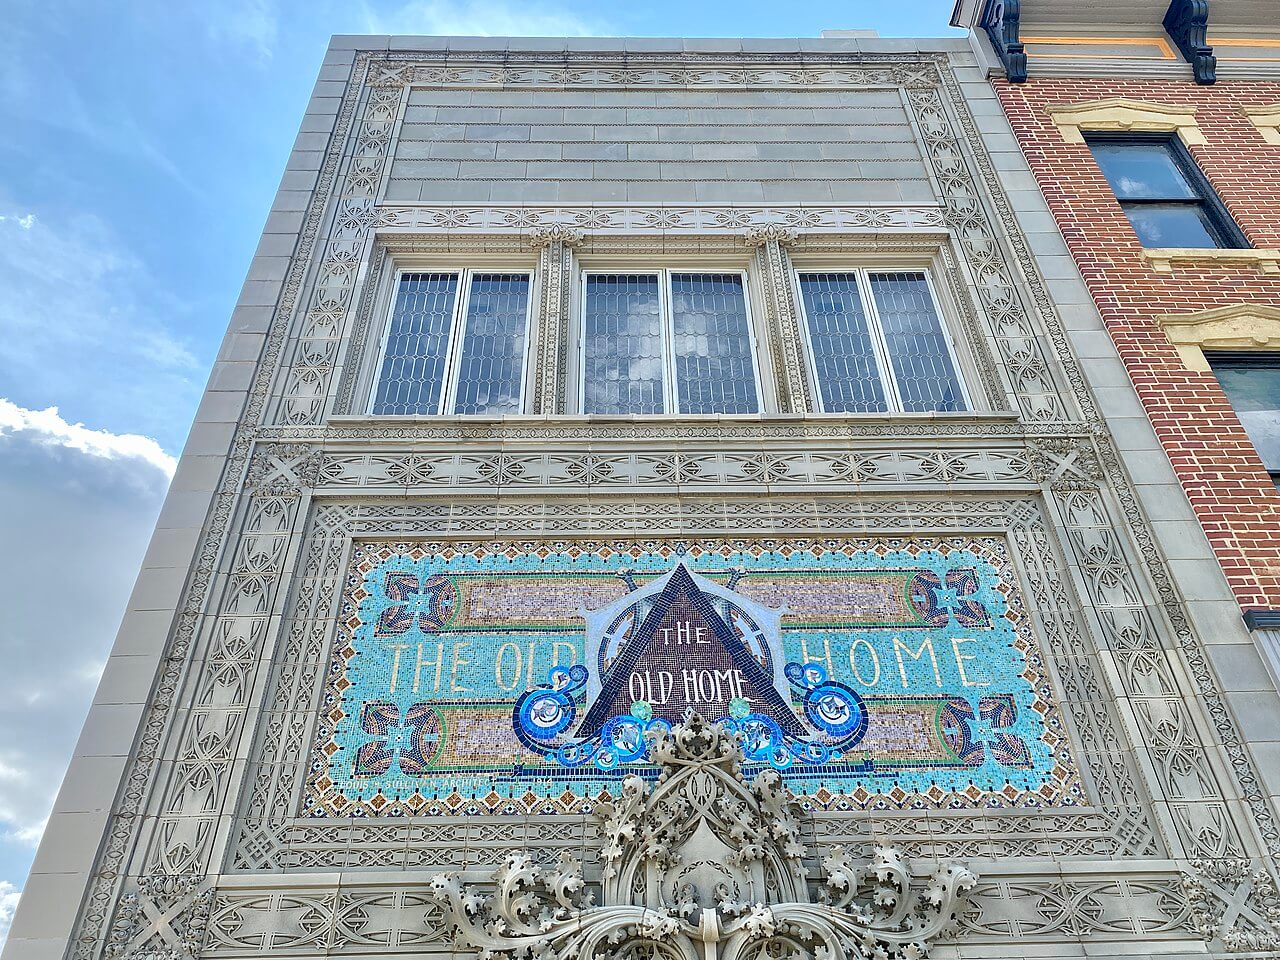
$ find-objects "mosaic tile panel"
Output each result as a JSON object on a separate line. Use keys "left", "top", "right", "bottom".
{"left": 306, "top": 537, "right": 1080, "bottom": 816}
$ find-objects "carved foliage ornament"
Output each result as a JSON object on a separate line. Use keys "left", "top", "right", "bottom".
{"left": 528, "top": 224, "right": 585, "bottom": 249}
{"left": 430, "top": 713, "right": 977, "bottom": 960}
{"left": 1183, "top": 860, "right": 1280, "bottom": 952}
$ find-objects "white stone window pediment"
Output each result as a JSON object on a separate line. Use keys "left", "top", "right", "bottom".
{"left": 1048, "top": 97, "right": 1205, "bottom": 145}
{"left": 1157, "top": 303, "right": 1280, "bottom": 370}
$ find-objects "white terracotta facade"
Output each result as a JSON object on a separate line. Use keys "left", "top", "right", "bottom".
{"left": 5, "top": 30, "right": 1280, "bottom": 960}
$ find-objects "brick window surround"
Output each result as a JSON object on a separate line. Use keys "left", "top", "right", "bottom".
{"left": 998, "top": 79, "right": 1280, "bottom": 612}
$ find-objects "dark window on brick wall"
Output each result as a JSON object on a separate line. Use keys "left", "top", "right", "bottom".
{"left": 1086, "top": 134, "right": 1247, "bottom": 249}
{"left": 1209, "top": 352, "right": 1280, "bottom": 488}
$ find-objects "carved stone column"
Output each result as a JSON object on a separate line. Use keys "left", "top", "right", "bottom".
{"left": 745, "top": 225, "right": 812, "bottom": 413}
{"left": 529, "top": 226, "right": 583, "bottom": 414}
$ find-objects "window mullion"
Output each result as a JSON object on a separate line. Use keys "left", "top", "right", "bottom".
{"left": 859, "top": 269, "right": 903, "bottom": 413}
{"left": 661, "top": 270, "right": 678, "bottom": 414}
{"left": 439, "top": 269, "right": 470, "bottom": 415}
{"left": 577, "top": 271, "right": 588, "bottom": 415}
{"left": 739, "top": 268, "right": 765, "bottom": 415}
{"left": 517, "top": 271, "right": 536, "bottom": 415}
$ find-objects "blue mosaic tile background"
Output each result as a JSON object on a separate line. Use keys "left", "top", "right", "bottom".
{"left": 306, "top": 538, "right": 1078, "bottom": 816}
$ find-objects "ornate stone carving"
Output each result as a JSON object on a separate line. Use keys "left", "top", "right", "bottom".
{"left": 148, "top": 494, "right": 303, "bottom": 876}
{"left": 743, "top": 224, "right": 798, "bottom": 247}
{"left": 105, "top": 876, "right": 214, "bottom": 960}
{"left": 528, "top": 224, "right": 584, "bottom": 248}
{"left": 751, "top": 233, "right": 811, "bottom": 412}
{"left": 528, "top": 227, "right": 580, "bottom": 413}
{"left": 907, "top": 84, "right": 1066, "bottom": 422}
{"left": 377, "top": 204, "right": 944, "bottom": 234}
{"left": 245, "top": 443, "right": 323, "bottom": 494}
{"left": 431, "top": 714, "right": 977, "bottom": 960}
{"left": 1027, "top": 436, "right": 1103, "bottom": 490}
{"left": 306, "top": 444, "right": 1033, "bottom": 490}
{"left": 277, "top": 85, "right": 400, "bottom": 426}
{"left": 1183, "top": 860, "right": 1280, "bottom": 951}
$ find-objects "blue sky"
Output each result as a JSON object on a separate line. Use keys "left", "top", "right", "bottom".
{"left": 0, "top": 0, "right": 962, "bottom": 942}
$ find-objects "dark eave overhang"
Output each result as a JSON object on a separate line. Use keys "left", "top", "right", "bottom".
{"left": 953, "top": 0, "right": 1217, "bottom": 83}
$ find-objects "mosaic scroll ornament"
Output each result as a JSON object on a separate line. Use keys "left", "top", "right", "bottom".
{"left": 513, "top": 563, "right": 869, "bottom": 770}
{"left": 306, "top": 538, "right": 1079, "bottom": 816}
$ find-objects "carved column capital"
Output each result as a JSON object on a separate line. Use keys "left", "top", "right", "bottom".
{"left": 743, "top": 224, "right": 798, "bottom": 247}
{"left": 529, "top": 224, "right": 585, "bottom": 249}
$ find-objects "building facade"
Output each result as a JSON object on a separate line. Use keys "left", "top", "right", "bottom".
{"left": 953, "top": 0, "right": 1280, "bottom": 675}
{"left": 6, "top": 26, "right": 1280, "bottom": 960}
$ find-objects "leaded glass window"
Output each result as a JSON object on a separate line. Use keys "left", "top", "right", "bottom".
{"left": 581, "top": 271, "right": 760, "bottom": 415}
{"left": 373, "top": 270, "right": 532, "bottom": 415}
{"left": 797, "top": 272, "right": 886, "bottom": 413}
{"left": 796, "top": 270, "right": 967, "bottom": 414}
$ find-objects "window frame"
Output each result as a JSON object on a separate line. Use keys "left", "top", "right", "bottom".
{"left": 792, "top": 265, "right": 971, "bottom": 415}
{"left": 1206, "top": 349, "right": 1280, "bottom": 487}
{"left": 1083, "top": 132, "right": 1249, "bottom": 250}
{"left": 369, "top": 266, "right": 537, "bottom": 417}
{"left": 575, "top": 267, "right": 764, "bottom": 417}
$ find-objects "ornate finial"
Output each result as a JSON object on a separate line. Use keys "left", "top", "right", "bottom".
{"left": 429, "top": 712, "right": 977, "bottom": 960}
{"left": 529, "top": 224, "right": 585, "bottom": 249}
{"left": 744, "top": 224, "right": 798, "bottom": 247}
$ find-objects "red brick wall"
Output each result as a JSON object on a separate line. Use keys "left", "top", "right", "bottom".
{"left": 995, "top": 78, "right": 1280, "bottom": 610}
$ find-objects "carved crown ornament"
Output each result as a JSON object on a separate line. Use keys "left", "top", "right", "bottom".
{"left": 429, "top": 712, "right": 977, "bottom": 960}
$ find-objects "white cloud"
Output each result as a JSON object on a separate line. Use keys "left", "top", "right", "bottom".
{"left": 0, "top": 881, "right": 21, "bottom": 950}
{"left": 204, "top": 0, "right": 280, "bottom": 61}
{"left": 0, "top": 399, "right": 176, "bottom": 478}
{"left": 0, "top": 205, "right": 201, "bottom": 451}
{"left": 358, "top": 0, "right": 611, "bottom": 36}
{"left": 0, "top": 401, "right": 171, "bottom": 907}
